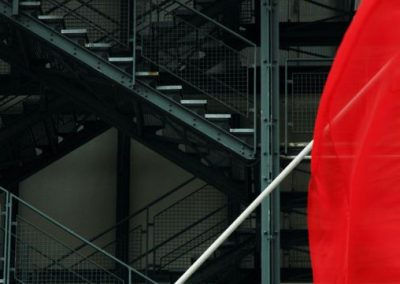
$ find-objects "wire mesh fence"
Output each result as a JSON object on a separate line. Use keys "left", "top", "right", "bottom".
{"left": 282, "top": 247, "right": 311, "bottom": 269}
{"left": 10, "top": 194, "right": 155, "bottom": 284}
{"left": 0, "top": 59, "right": 10, "bottom": 75}
{"left": 152, "top": 186, "right": 227, "bottom": 271}
{"left": 291, "top": 72, "right": 328, "bottom": 134}
{"left": 137, "top": 0, "right": 256, "bottom": 116}
{"left": 284, "top": 59, "right": 333, "bottom": 148}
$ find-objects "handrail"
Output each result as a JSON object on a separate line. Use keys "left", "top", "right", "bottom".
{"left": 47, "top": 176, "right": 199, "bottom": 270}
{"left": 175, "top": 141, "right": 314, "bottom": 283}
{"left": 8, "top": 192, "right": 158, "bottom": 284}
{"left": 130, "top": 205, "right": 227, "bottom": 265}
{"left": 16, "top": 216, "right": 124, "bottom": 283}
{"left": 159, "top": 218, "right": 228, "bottom": 269}
{"left": 6, "top": 226, "right": 94, "bottom": 284}
{"left": 85, "top": 176, "right": 197, "bottom": 247}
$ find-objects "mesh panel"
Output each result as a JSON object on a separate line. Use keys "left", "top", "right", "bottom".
{"left": 137, "top": 0, "right": 254, "bottom": 116}
{"left": 129, "top": 226, "right": 142, "bottom": 270}
{"left": 15, "top": 217, "right": 124, "bottom": 284}
{"left": 0, "top": 59, "right": 10, "bottom": 75}
{"left": 153, "top": 186, "right": 227, "bottom": 271}
{"left": 240, "top": 0, "right": 255, "bottom": 24}
{"left": 291, "top": 72, "right": 327, "bottom": 133}
{"left": 282, "top": 247, "right": 311, "bottom": 269}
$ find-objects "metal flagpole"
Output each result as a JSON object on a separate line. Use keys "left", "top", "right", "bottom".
{"left": 175, "top": 141, "right": 313, "bottom": 284}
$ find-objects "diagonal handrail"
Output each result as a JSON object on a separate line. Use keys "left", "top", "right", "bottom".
{"left": 159, "top": 218, "right": 228, "bottom": 270}
{"left": 7, "top": 191, "right": 158, "bottom": 284}
{"left": 45, "top": 176, "right": 198, "bottom": 270}
{"left": 175, "top": 142, "right": 314, "bottom": 283}
{"left": 16, "top": 215, "right": 124, "bottom": 282}
{"left": 130, "top": 205, "right": 227, "bottom": 266}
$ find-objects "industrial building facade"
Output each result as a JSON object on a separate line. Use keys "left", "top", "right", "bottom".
{"left": 0, "top": 0, "right": 355, "bottom": 283}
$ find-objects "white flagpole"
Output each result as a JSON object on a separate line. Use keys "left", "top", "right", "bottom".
{"left": 175, "top": 141, "right": 313, "bottom": 284}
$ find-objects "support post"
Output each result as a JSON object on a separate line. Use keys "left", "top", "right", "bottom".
{"left": 260, "top": 0, "right": 280, "bottom": 283}
{"left": 12, "top": 0, "right": 19, "bottom": 16}
{"left": 131, "top": 0, "right": 136, "bottom": 85}
{"left": 116, "top": 131, "right": 131, "bottom": 271}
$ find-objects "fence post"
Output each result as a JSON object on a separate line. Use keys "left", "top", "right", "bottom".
{"left": 5, "top": 195, "right": 12, "bottom": 284}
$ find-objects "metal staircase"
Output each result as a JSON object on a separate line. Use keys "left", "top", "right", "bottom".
{"left": 0, "top": 0, "right": 258, "bottom": 202}
{"left": 0, "top": 0, "right": 261, "bottom": 282}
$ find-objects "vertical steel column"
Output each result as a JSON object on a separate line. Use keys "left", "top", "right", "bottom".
{"left": 132, "top": 0, "right": 136, "bottom": 85}
{"left": 116, "top": 131, "right": 131, "bottom": 278}
{"left": 260, "top": 0, "right": 280, "bottom": 283}
{"left": 12, "top": 0, "right": 19, "bottom": 15}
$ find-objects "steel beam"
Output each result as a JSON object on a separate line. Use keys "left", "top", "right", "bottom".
{"left": 116, "top": 130, "right": 130, "bottom": 279}
{"left": 260, "top": 0, "right": 280, "bottom": 283}
{"left": 0, "top": 0, "right": 254, "bottom": 160}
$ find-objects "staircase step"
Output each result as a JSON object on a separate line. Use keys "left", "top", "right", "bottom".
{"left": 205, "top": 113, "right": 231, "bottom": 120}
{"left": 61, "top": 28, "right": 87, "bottom": 37}
{"left": 135, "top": 71, "right": 159, "bottom": 77}
{"left": 280, "top": 154, "right": 311, "bottom": 161}
{"left": 108, "top": 57, "right": 133, "bottom": 63}
{"left": 230, "top": 128, "right": 254, "bottom": 135}
{"left": 181, "top": 99, "right": 207, "bottom": 106}
{"left": 85, "top": 42, "right": 112, "bottom": 50}
{"left": 38, "top": 15, "right": 63, "bottom": 22}
{"left": 20, "top": 1, "right": 41, "bottom": 8}
{"left": 156, "top": 85, "right": 183, "bottom": 91}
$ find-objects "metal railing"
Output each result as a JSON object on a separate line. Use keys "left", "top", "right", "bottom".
{"left": 137, "top": 0, "right": 257, "bottom": 118}
{"left": 44, "top": 177, "right": 231, "bottom": 278}
{"left": 0, "top": 187, "right": 157, "bottom": 284}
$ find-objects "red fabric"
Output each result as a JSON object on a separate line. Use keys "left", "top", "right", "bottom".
{"left": 308, "top": 1, "right": 400, "bottom": 283}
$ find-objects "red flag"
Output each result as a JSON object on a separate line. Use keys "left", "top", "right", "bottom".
{"left": 308, "top": 1, "right": 400, "bottom": 283}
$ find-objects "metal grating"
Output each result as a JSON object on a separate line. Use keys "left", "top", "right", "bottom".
{"left": 15, "top": 216, "right": 124, "bottom": 284}
{"left": 291, "top": 72, "right": 327, "bottom": 133}
{"left": 153, "top": 186, "right": 227, "bottom": 271}
{"left": 138, "top": 0, "right": 255, "bottom": 116}
{"left": 0, "top": 59, "right": 10, "bottom": 75}
{"left": 129, "top": 225, "right": 142, "bottom": 270}
{"left": 282, "top": 247, "right": 311, "bottom": 269}
{"left": 240, "top": 0, "right": 255, "bottom": 24}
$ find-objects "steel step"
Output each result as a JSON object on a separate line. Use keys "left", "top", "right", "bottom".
{"left": 156, "top": 85, "right": 183, "bottom": 91}
{"left": 20, "top": 1, "right": 41, "bottom": 8}
{"left": 38, "top": 15, "right": 63, "bottom": 22}
{"left": 181, "top": 99, "right": 207, "bottom": 106}
{"left": 136, "top": 71, "right": 159, "bottom": 77}
{"left": 230, "top": 128, "right": 254, "bottom": 135}
{"left": 280, "top": 154, "right": 311, "bottom": 160}
{"left": 108, "top": 57, "right": 133, "bottom": 63}
{"left": 85, "top": 42, "right": 112, "bottom": 50}
{"left": 61, "top": 28, "right": 87, "bottom": 37}
{"left": 205, "top": 113, "right": 231, "bottom": 120}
